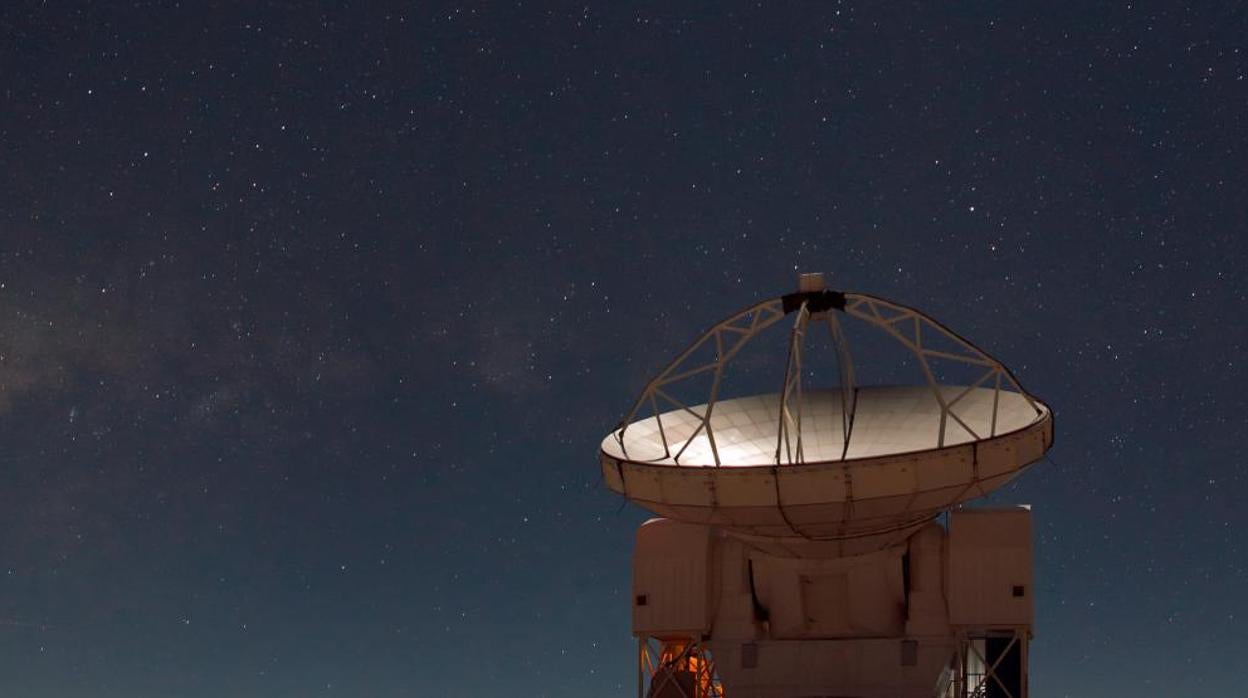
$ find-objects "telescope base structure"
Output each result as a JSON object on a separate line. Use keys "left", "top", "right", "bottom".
{"left": 632, "top": 509, "right": 1034, "bottom": 698}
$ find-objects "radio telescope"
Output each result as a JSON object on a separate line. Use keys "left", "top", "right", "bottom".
{"left": 600, "top": 274, "right": 1052, "bottom": 698}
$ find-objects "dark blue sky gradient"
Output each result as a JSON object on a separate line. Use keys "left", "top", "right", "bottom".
{"left": 1, "top": 2, "right": 1245, "bottom": 696}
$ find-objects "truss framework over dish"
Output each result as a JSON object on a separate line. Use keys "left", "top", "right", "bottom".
{"left": 614, "top": 288, "right": 1043, "bottom": 467}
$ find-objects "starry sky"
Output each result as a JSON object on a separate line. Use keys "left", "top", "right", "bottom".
{"left": 1, "top": 2, "right": 1245, "bottom": 696}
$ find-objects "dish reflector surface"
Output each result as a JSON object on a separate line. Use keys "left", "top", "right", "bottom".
{"left": 603, "top": 386, "right": 1043, "bottom": 466}
{"left": 600, "top": 285, "right": 1053, "bottom": 556}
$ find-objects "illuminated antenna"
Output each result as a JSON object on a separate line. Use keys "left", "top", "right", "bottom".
{"left": 601, "top": 273, "right": 1052, "bottom": 697}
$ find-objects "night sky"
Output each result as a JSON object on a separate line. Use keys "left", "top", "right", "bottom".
{"left": 1, "top": 2, "right": 1245, "bottom": 696}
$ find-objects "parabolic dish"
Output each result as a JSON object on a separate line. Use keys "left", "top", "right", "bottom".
{"left": 599, "top": 282, "right": 1053, "bottom": 557}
